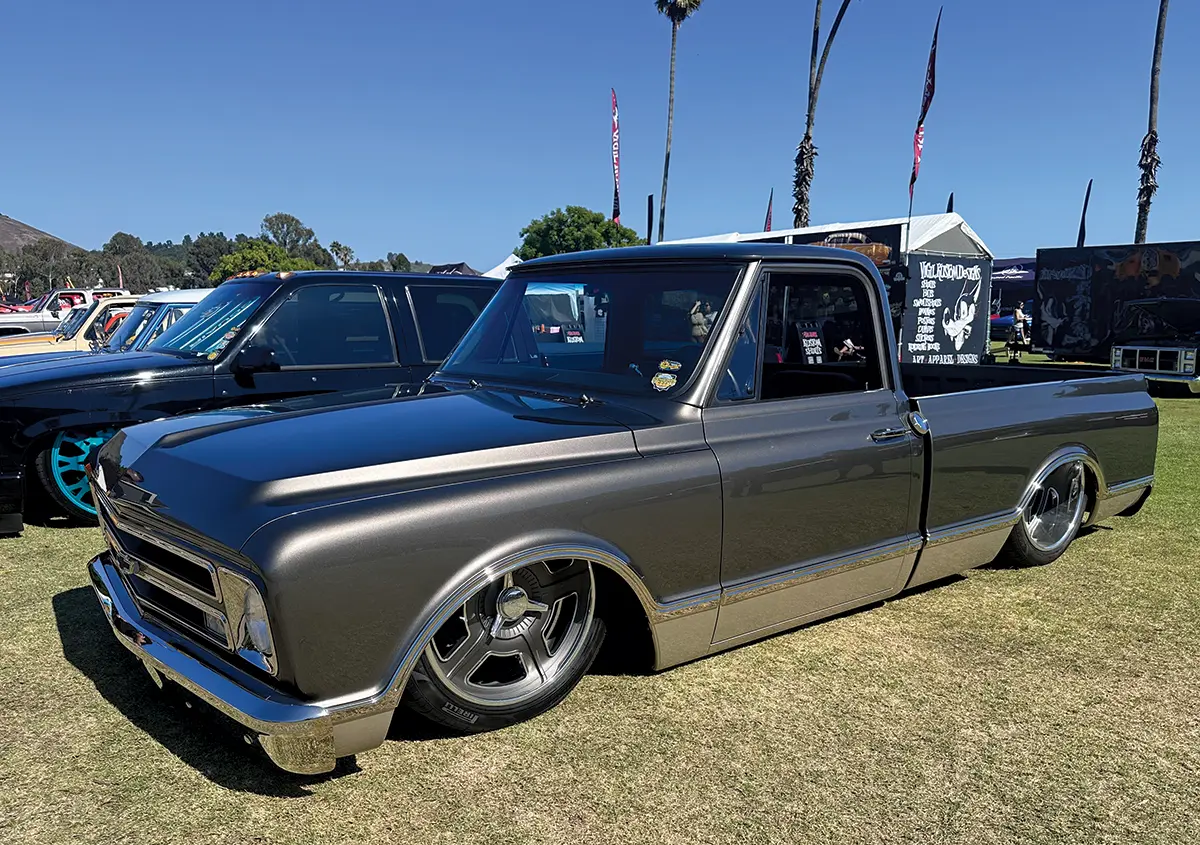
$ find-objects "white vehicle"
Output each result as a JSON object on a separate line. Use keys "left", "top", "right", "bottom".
{"left": 0, "top": 287, "right": 130, "bottom": 336}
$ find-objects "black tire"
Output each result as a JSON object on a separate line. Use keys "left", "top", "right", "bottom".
{"left": 402, "top": 558, "right": 606, "bottom": 733}
{"left": 996, "top": 460, "right": 1087, "bottom": 567}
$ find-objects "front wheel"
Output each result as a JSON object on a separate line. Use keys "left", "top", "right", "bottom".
{"left": 998, "top": 460, "right": 1087, "bottom": 567}
{"left": 35, "top": 427, "right": 119, "bottom": 524}
{"left": 403, "top": 557, "right": 605, "bottom": 733}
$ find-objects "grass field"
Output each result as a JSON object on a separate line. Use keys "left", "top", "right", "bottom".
{"left": 2, "top": 400, "right": 1198, "bottom": 844}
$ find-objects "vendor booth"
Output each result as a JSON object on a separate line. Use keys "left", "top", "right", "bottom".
{"left": 991, "top": 257, "right": 1035, "bottom": 310}
{"left": 664, "top": 213, "right": 994, "bottom": 364}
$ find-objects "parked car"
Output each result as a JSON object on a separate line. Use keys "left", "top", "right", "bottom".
{"left": 0, "top": 295, "right": 138, "bottom": 357}
{"left": 0, "top": 288, "right": 128, "bottom": 336}
{"left": 86, "top": 244, "right": 1158, "bottom": 775}
{"left": 0, "top": 288, "right": 214, "bottom": 371}
{"left": 0, "top": 272, "right": 497, "bottom": 529}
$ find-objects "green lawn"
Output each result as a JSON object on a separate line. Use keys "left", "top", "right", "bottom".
{"left": 2, "top": 400, "right": 1198, "bottom": 844}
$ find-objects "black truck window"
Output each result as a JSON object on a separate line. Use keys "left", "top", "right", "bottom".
{"left": 758, "top": 272, "right": 885, "bottom": 400}
{"left": 406, "top": 285, "right": 497, "bottom": 363}
{"left": 258, "top": 284, "right": 395, "bottom": 367}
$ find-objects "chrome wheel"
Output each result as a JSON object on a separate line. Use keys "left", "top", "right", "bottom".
{"left": 1023, "top": 460, "right": 1086, "bottom": 554}
{"left": 424, "top": 559, "right": 595, "bottom": 708}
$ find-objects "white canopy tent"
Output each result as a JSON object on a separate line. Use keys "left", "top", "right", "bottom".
{"left": 662, "top": 212, "right": 993, "bottom": 259}
{"left": 483, "top": 254, "right": 522, "bottom": 279}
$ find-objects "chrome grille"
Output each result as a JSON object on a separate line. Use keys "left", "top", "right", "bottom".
{"left": 95, "top": 491, "right": 231, "bottom": 651}
{"left": 1115, "top": 346, "right": 1188, "bottom": 375}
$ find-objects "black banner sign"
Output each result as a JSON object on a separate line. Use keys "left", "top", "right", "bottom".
{"left": 1034, "top": 242, "right": 1200, "bottom": 359}
{"left": 901, "top": 253, "right": 992, "bottom": 364}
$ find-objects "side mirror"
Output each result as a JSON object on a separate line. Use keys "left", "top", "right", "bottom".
{"left": 233, "top": 345, "right": 280, "bottom": 374}
{"left": 49, "top": 309, "right": 61, "bottom": 319}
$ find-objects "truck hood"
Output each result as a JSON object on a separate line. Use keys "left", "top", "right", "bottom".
{"left": 0, "top": 350, "right": 198, "bottom": 394}
{"left": 96, "top": 388, "right": 640, "bottom": 553}
{"left": 0, "top": 349, "right": 91, "bottom": 369}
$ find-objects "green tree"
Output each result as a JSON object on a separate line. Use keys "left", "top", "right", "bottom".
{"left": 187, "top": 232, "right": 234, "bottom": 281}
{"left": 655, "top": 0, "right": 704, "bottom": 243}
{"left": 295, "top": 241, "right": 336, "bottom": 269}
{"left": 102, "top": 232, "right": 146, "bottom": 255}
{"left": 516, "top": 206, "right": 645, "bottom": 260}
{"left": 209, "top": 240, "right": 319, "bottom": 282}
{"left": 387, "top": 252, "right": 412, "bottom": 273}
{"left": 329, "top": 241, "right": 355, "bottom": 269}
{"left": 1135, "top": 0, "right": 1170, "bottom": 243}
{"left": 792, "top": 0, "right": 855, "bottom": 229}
{"left": 355, "top": 259, "right": 390, "bottom": 272}
{"left": 261, "top": 212, "right": 316, "bottom": 254}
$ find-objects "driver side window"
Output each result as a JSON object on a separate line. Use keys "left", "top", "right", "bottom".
{"left": 255, "top": 284, "right": 395, "bottom": 367}
{"left": 757, "top": 271, "right": 886, "bottom": 401}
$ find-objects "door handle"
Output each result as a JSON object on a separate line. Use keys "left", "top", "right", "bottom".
{"left": 870, "top": 428, "right": 909, "bottom": 443}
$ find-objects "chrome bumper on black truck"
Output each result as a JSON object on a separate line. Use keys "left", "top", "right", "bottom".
{"left": 88, "top": 554, "right": 393, "bottom": 774}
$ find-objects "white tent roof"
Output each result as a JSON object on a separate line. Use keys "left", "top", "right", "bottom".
{"left": 662, "top": 212, "right": 993, "bottom": 259}
{"left": 483, "top": 254, "right": 522, "bottom": 279}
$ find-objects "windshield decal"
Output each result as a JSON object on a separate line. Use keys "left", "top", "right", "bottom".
{"left": 651, "top": 372, "right": 677, "bottom": 391}
{"left": 658, "top": 359, "right": 682, "bottom": 372}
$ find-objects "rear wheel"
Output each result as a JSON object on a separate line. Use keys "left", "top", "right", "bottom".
{"left": 998, "top": 459, "right": 1087, "bottom": 567}
{"left": 403, "top": 557, "right": 605, "bottom": 733}
{"left": 35, "top": 427, "right": 119, "bottom": 524}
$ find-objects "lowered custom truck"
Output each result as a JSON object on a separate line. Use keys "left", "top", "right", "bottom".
{"left": 88, "top": 244, "right": 1158, "bottom": 775}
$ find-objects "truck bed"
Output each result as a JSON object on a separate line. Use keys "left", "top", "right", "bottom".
{"left": 898, "top": 363, "right": 1157, "bottom": 589}
{"left": 900, "top": 362, "right": 1121, "bottom": 399}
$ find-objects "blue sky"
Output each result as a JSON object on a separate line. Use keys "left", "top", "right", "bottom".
{"left": 5, "top": 0, "right": 1195, "bottom": 269}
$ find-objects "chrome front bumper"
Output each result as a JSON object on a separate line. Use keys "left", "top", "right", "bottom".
{"left": 88, "top": 553, "right": 393, "bottom": 774}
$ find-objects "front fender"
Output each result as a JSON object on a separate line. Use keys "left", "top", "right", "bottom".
{"left": 241, "top": 447, "right": 724, "bottom": 703}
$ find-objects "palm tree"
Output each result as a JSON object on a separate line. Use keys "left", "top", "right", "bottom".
{"left": 655, "top": 0, "right": 704, "bottom": 243}
{"left": 329, "top": 241, "right": 354, "bottom": 270}
{"left": 792, "top": 0, "right": 854, "bottom": 229}
{"left": 1135, "top": 0, "right": 1170, "bottom": 244}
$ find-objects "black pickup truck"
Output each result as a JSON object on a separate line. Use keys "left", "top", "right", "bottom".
{"left": 0, "top": 270, "right": 499, "bottom": 530}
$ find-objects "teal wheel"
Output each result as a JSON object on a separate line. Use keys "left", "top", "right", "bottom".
{"left": 35, "top": 427, "right": 119, "bottom": 523}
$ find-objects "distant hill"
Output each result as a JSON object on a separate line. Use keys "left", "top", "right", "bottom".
{"left": 0, "top": 214, "right": 83, "bottom": 253}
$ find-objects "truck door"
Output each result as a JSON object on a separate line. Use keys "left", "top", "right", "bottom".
{"left": 214, "top": 282, "right": 408, "bottom": 405}
{"left": 702, "top": 266, "right": 922, "bottom": 645}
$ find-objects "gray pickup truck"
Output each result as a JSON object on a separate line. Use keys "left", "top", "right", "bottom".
{"left": 87, "top": 244, "right": 1158, "bottom": 775}
{"left": 0, "top": 287, "right": 128, "bottom": 336}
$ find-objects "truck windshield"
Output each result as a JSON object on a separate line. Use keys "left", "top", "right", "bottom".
{"left": 148, "top": 281, "right": 277, "bottom": 358}
{"left": 439, "top": 263, "right": 744, "bottom": 397}
{"left": 55, "top": 305, "right": 94, "bottom": 339}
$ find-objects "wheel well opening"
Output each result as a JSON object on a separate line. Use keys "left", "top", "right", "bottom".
{"left": 1082, "top": 463, "right": 1101, "bottom": 523}
{"left": 592, "top": 564, "right": 655, "bottom": 676}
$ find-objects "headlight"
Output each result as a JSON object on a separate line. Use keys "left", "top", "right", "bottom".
{"left": 218, "top": 568, "right": 277, "bottom": 675}
{"left": 1185, "top": 350, "right": 1197, "bottom": 374}
{"left": 243, "top": 588, "right": 273, "bottom": 657}
{"left": 1111, "top": 347, "right": 1120, "bottom": 369}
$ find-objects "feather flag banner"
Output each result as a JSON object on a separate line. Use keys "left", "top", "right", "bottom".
{"left": 611, "top": 89, "right": 621, "bottom": 225}
{"left": 909, "top": 7, "right": 942, "bottom": 200}
{"left": 764, "top": 189, "right": 774, "bottom": 232}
